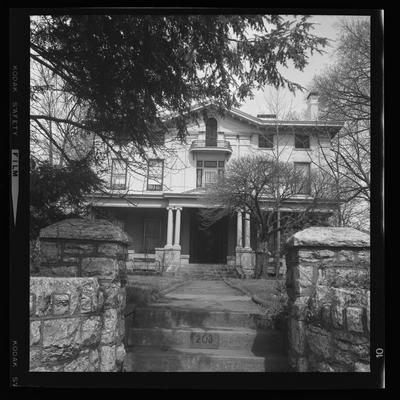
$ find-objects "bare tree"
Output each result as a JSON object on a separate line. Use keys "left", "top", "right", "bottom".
{"left": 200, "top": 154, "right": 334, "bottom": 277}
{"left": 310, "top": 17, "right": 370, "bottom": 230}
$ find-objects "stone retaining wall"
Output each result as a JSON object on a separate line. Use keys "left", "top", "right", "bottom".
{"left": 285, "top": 227, "right": 370, "bottom": 372}
{"left": 30, "top": 218, "right": 129, "bottom": 372}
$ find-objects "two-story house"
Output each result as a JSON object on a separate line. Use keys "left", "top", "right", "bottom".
{"left": 87, "top": 93, "right": 343, "bottom": 276}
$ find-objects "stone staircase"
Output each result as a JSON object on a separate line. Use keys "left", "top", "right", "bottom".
{"left": 165, "top": 263, "right": 239, "bottom": 280}
{"left": 123, "top": 281, "right": 288, "bottom": 372}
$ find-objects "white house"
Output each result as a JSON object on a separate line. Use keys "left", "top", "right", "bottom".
{"left": 87, "top": 93, "right": 343, "bottom": 276}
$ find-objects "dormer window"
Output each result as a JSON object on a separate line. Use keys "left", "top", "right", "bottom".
{"left": 295, "top": 133, "right": 310, "bottom": 149}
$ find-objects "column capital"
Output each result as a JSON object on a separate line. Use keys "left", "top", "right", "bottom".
{"left": 166, "top": 206, "right": 174, "bottom": 211}
{"left": 175, "top": 207, "right": 183, "bottom": 211}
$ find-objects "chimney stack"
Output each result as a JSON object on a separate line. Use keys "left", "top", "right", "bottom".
{"left": 306, "top": 91, "right": 319, "bottom": 120}
{"left": 257, "top": 114, "right": 276, "bottom": 120}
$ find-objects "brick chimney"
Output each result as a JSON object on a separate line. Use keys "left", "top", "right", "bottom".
{"left": 306, "top": 92, "right": 319, "bottom": 120}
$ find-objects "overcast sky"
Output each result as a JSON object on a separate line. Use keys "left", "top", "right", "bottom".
{"left": 240, "top": 14, "right": 369, "bottom": 117}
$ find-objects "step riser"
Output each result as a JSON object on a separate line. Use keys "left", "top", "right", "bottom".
{"left": 127, "top": 328, "right": 284, "bottom": 354}
{"left": 128, "top": 309, "right": 265, "bottom": 329}
{"left": 124, "top": 351, "right": 287, "bottom": 372}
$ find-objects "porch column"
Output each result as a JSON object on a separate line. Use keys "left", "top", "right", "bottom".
{"left": 244, "top": 211, "right": 251, "bottom": 249}
{"left": 173, "top": 207, "right": 182, "bottom": 248}
{"left": 166, "top": 206, "right": 174, "bottom": 247}
{"left": 236, "top": 209, "right": 243, "bottom": 248}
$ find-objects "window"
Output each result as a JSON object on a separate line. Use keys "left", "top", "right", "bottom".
{"left": 147, "top": 159, "right": 164, "bottom": 191}
{"left": 196, "top": 159, "right": 224, "bottom": 188}
{"left": 205, "top": 118, "right": 217, "bottom": 146}
{"left": 111, "top": 159, "right": 127, "bottom": 190}
{"left": 295, "top": 133, "right": 310, "bottom": 149}
{"left": 259, "top": 133, "right": 274, "bottom": 148}
{"left": 294, "top": 162, "right": 311, "bottom": 194}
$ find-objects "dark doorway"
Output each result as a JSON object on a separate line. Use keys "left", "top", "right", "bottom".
{"left": 189, "top": 210, "right": 228, "bottom": 264}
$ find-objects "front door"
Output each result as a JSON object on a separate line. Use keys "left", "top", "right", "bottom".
{"left": 190, "top": 211, "right": 227, "bottom": 264}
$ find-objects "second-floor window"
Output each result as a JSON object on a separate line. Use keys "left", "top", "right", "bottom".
{"left": 259, "top": 133, "right": 274, "bottom": 148}
{"left": 147, "top": 159, "right": 164, "bottom": 191}
{"left": 110, "top": 159, "right": 127, "bottom": 190}
{"left": 295, "top": 133, "right": 310, "bottom": 149}
{"left": 294, "top": 162, "right": 311, "bottom": 195}
{"left": 196, "top": 160, "right": 224, "bottom": 188}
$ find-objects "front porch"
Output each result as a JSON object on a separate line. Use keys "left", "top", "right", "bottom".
{"left": 90, "top": 199, "right": 262, "bottom": 277}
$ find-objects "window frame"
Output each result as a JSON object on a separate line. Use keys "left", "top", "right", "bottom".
{"left": 294, "top": 162, "right": 311, "bottom": 195}
{"left": 258, "top": 133, "right": 274, "bottom": 149}
{"left": 146, "top": 158, "right": 164, "bottom": 191}
{"left": 294, "top": 133, "right": 310, "bottom": 149}
{"left": 110, "top": 158, "right": 128, "bottom": 190}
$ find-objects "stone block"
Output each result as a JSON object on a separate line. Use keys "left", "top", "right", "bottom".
{"left": 99, "top": 345, "right": 116, "bottom": 372}
{"left": 40, "top": 218, "right": 129, "bottom": 244}
{"left": 101, "top": 308, "right": 119, "bottom": 345}
{"left": 332, "top": 330, "right": 369, "bottom": 345}
{"left": 40, "top": 241, "right": 60, "bottom": 263}
{"left": 31, "top": 277, "right": 99, "bottom": 316}
{"left": 61, "top": 256, "right": 79, "bottom": 263}
{"left": 89, "top": 349, "right": 99, "bottom": 371}
{"left": 334, "top": 337, "right": 369, "bottom": 359}
{"left": 331, "top": 304, "right": 345, "bottom": 329}
{"left": 63, "top": 350, "right": 91, "bottom": 372}
{"left": 39, "top": 265, "right": 79, "bottom": 277}
{"left": 81, "top": 257, "right": 119, "bottom": 278}
{"left": 42, "top": 317, "right": 81, "bottom": 350}
{"left": 30, "top": 294, "right": 35, "bottom": 316}
{"left": 354, "top": 362, "right": 370, "bottom": 372}
{"left": 115, "top": 344, "right": 126, "bottom": 366}
{"left": 318, "top": 267, "right": 370, "bottom": 289}
{"left": 63, "top": 242, "right": 96, "bottom": 256}
{"left": 296, "top": 357, "right": 309, "bottom": 372}
{"left": 97, "top": 243, "right": 124, "bottom": 258}
{"left": 333, "top": 349, "right": 357, "bottom": 367}
{"left": 288, "top": 318, "right": 306, "bottom": 354}
{"left": 35, "top": 293, "right": 53, "bottom": 317}
{"left": 298, "top": 249, "right": 336, "bottom": 265}
{"left": 29, "top": 347, "right": 42, "bottom": 369}
{"left": 354, "top": 250, "right": 370, "bottom": 268}
{"left": 289, "top": 297, "right": 310, "bottom": 320}
{"left": 298, "top": 265, "right": 318, "bottom": 289}
{"left": 30, "top": 321, "right": 41, "bottom": 346}
{"left": 164, "top": 248, "right": 181, "bottom": 270}
{"left": 81, "top": 316, "right": 101, "bottom": 346}
{"left": 306, "top": 325, "right": 332, "bottom": 359}
{"left": 286, "top": 227, "right": 370, "bottom": 248}
{"left": 101, "top": 281, "right": 122, "bottom": 309}
{"left": 346, "top": 306, "right": 364, "bottom": 333}
{"left": 53, "top": 293, "right": 70, "bottom": 315}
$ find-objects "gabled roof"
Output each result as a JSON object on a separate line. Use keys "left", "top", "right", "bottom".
{"left": 166, "top": 102, "right": 344, "bottom": 137}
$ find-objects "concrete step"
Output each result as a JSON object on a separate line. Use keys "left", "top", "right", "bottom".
{"left": 127, "top": 326, "right": 284, "bottom": 355}
{"left": 123, "top": 346, "right": 288, "bottom": 372}
{"left": 128, "top": 306, "right": 266, "bottom": 330}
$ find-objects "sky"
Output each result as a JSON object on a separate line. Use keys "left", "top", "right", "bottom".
{"left": 239, "top": 15, "right": 367, "bottom": 117}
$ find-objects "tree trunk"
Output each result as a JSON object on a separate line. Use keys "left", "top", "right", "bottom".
{"left": 274, "top": 210, "right": 281, "bottom": 278}
{"left": 255, "top": 227, "right": 269, "bottom": 278}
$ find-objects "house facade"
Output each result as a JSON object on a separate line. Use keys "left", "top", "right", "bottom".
{"left": 87, "top": 94, "right": 343, "bottom": 276}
